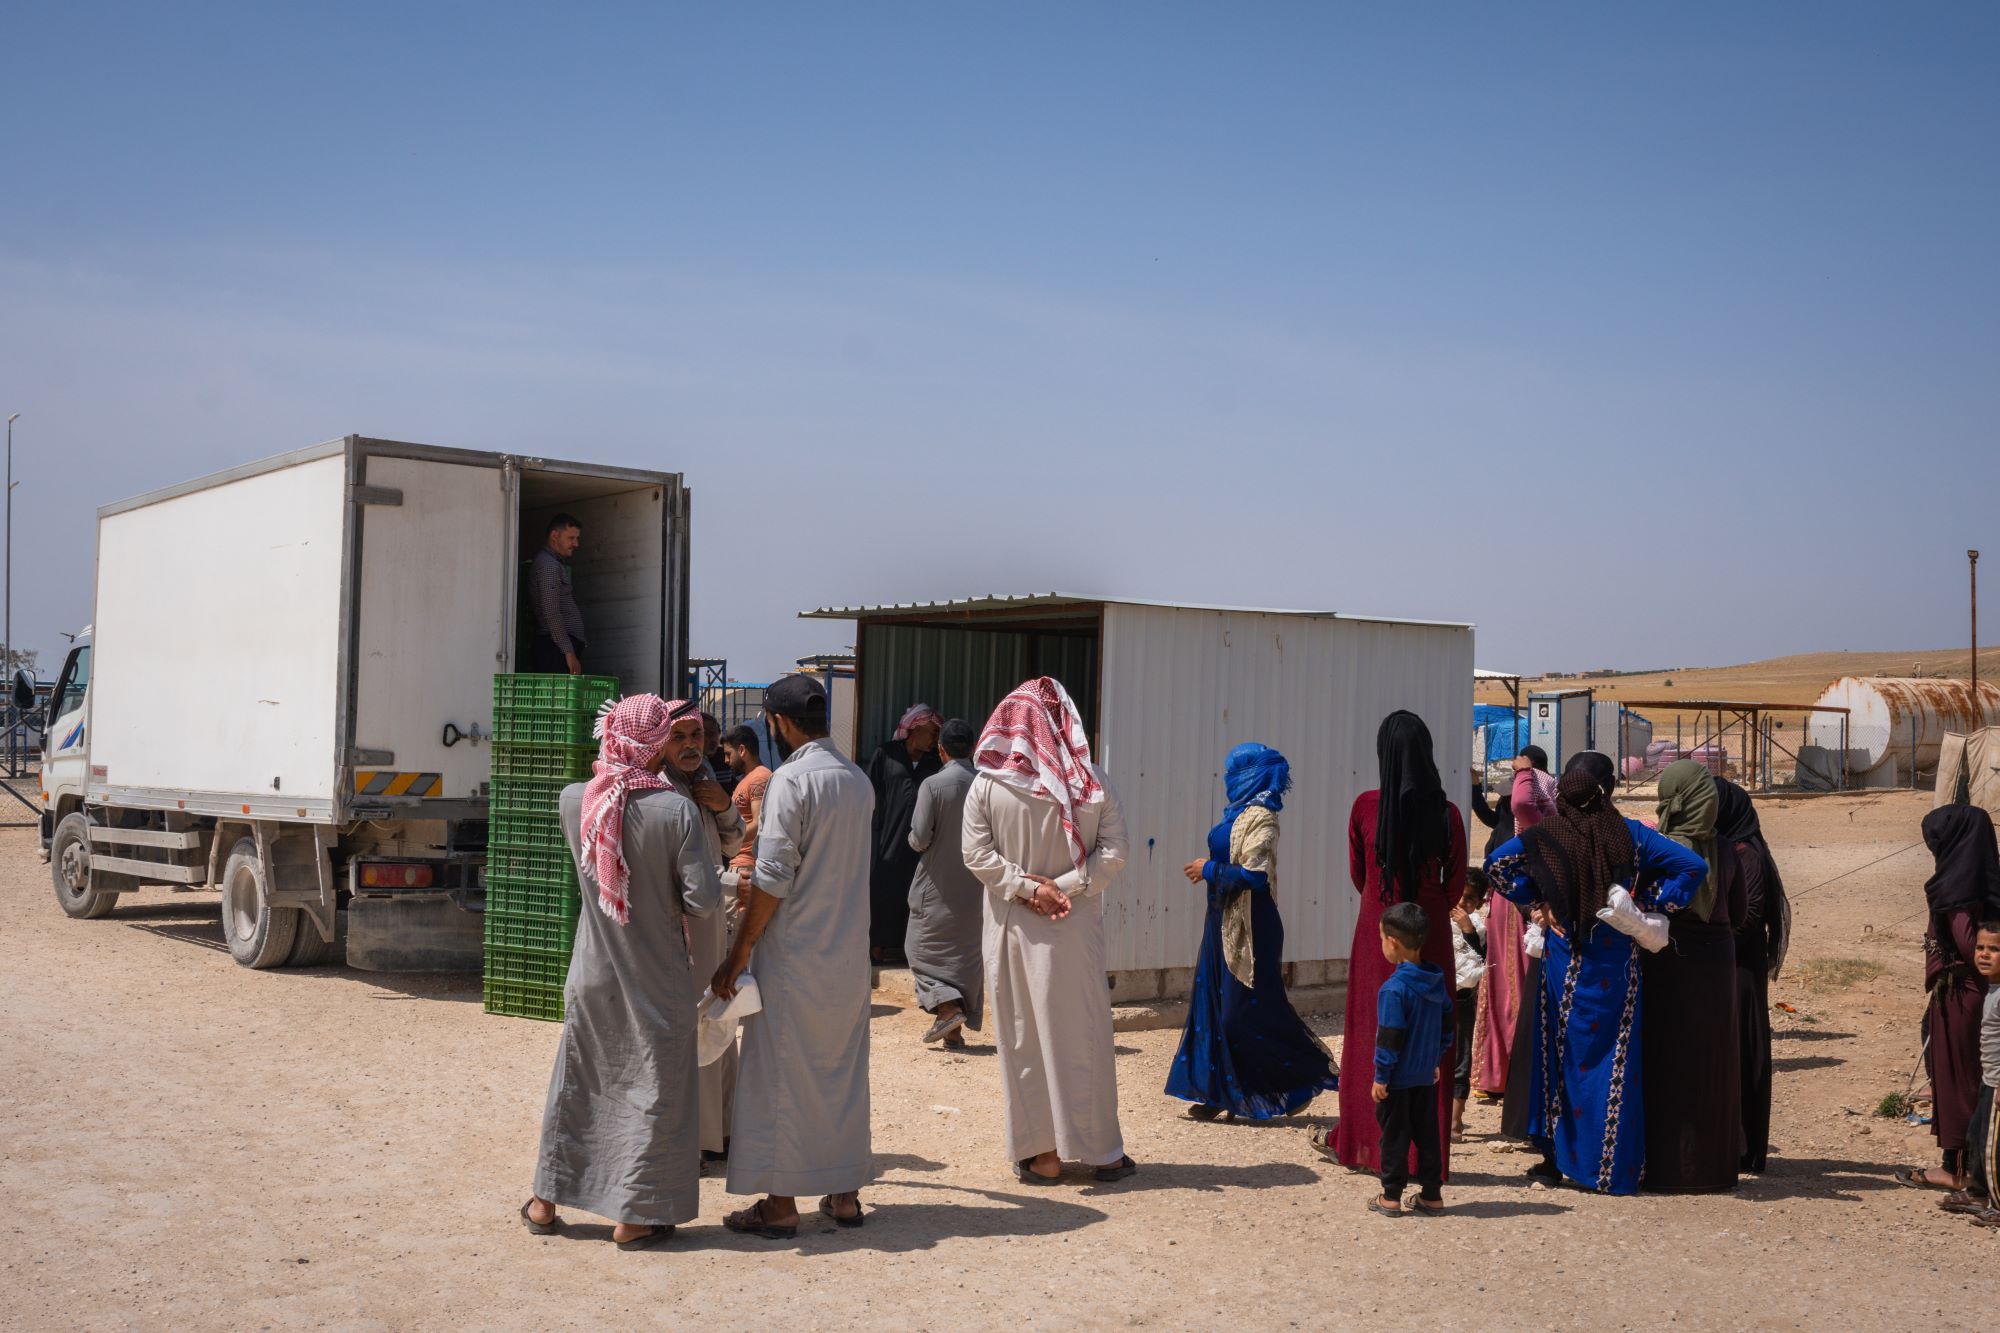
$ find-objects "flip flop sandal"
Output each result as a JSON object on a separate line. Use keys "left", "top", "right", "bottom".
{"left": 615, "top": 1225, "right": 675, "bottom": 1252}
{"left": 519, "top": 1199, "right": 560, "bottom": 1236}
{"left": 1972, "top": 1209, "right": 2000, "bottom": 1229}
{"left": 1365, "top": 1196, "right": 1404, "bottom": 1219}
{"left": 1940, "top": 1189, "right": 1991, "bottom": 1214}
{"left": 1093, "top": 1156, "right": 1138, "bottom": 1182}
{"left": 1894, "top": 1166, "right": 1956, "bottom": 1190}
{"left": 723, "top": 1203, "right": 799, "bottom": 1240}
{"left": 1015, "top": 1158, "right": 1064, "bottom": 1186}
{"left": 818, "top": 1196, "right": 865, "bottom": 1229}
{"left": 1405, "top": 1197, "right": 1446, "bottom": 1217}
{"left": 1308, "top": 1128, "right": 1339, "bottom": 1158}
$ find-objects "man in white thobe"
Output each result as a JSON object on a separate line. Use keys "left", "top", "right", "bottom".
{"left": 711, "top": 673, "right": 876, "bottom": 1235}
{"left": 961, "top": 676, "right": 1135, "bottom": 1184}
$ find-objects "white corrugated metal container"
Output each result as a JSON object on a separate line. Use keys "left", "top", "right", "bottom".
{"left": 804, "top": 593, "right": 1474, "bottom": 996}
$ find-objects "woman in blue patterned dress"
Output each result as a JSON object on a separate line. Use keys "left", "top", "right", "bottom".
{"left": 1483, "top": 753, "right": 1707, "bottom": 1194}
{"left": 1165, "top": 743, "right": 1340, "bottom": 1120}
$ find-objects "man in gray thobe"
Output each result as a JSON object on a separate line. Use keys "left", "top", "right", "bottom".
{"left": 525, "top": 730, "right": 721, "bottom": 1248}
{"left": 904, "top": 717, "right": 984, "bottom": 1048}
{"left": 711, "top": 673, "right": 876, "bottom": 1236}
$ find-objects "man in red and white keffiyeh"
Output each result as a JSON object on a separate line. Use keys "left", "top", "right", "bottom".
{"left": 962, "top": 675, "right": 1134, "bottom": 1186}
{"left": 972, "top": 676, "right": 1104, "bottom": 875}
{"left": 894, "top": 703, "right": 944, "bottom": 740}
{"left": 579, "top": 694, "right": 703, "bottom": 924}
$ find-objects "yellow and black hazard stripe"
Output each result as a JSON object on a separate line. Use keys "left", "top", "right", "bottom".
{"left": 353, "top": 771, "right": 443, "bottom": 798}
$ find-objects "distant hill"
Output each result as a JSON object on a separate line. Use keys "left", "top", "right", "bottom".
{"left": 1477, "top": 645, "right": 1998, "bottom": 712}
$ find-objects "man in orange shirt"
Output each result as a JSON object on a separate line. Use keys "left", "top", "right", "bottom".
{"left": 722, "top": 725, "right": 772, "bottom": 915}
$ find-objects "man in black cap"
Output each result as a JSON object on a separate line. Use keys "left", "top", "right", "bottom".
{"left": 712, "top": 673, "right": 877, "bottom": 1236}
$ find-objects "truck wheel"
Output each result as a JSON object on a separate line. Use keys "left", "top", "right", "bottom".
{"left": 286, "top": 908, "right": 345, "bottom": 968}
{"left": 219, "top": 836, "right": 299, "bottom": 969}
{"left": 51, "top": 813, "right": 115, "bottom": 920}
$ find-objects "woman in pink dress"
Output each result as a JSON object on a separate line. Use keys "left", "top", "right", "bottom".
{"left": 1314, "top": 711, "right": 1466, "bottom": 1174}
{"left": 1472, "top": 748, "right": 1556, "bottom": 1096}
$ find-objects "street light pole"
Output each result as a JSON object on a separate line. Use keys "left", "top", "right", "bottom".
{"left": 3, "top": 412, "right": 15, "bottom": 684}
{"left": 1972, "top": 549, "right": 1981, "bottom": 697}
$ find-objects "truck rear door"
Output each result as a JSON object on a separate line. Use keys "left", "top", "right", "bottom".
{"left": 350, "top": 455, "right": 510, "bottom": 806}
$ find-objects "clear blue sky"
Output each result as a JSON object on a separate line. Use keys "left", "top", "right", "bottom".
{"left": 3, "top": 3, "right": 1995, "bottom": 681}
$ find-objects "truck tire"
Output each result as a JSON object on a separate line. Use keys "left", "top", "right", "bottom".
{"left": 51, "top": 813, "right": 116, "bottom": 920}
{"left": 285, "top": 908, "right": 346, "bottom": 968}
{"left": 219, "top": 836, "right": 299, "bottom": 969}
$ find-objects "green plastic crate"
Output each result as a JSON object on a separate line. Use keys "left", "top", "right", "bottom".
{"left": 487, "top": 844, "right": 578, "bottom": 887}
{"left": 485, "top": 908, "right": 577, "bottom": 955}
{"left": 490, "top": 777, "right": 572, "bottom": 819}
{"left": 486, "top": 943, "right": 570, "bottom": 989}
{"left": 490, "top": 807, "right": 567, "bottom": 852}
{"left": 493, "top": 707, "right": 599, "bottom": 746}
{"left": 490, "top": 741, "right": 596, "bottom": 782}
{"left": 485, "top": 875, "right": 580, "bottom": 918}
{"left": 492, "top": 673, "right": 619, "bottom": 714}
{"left": 483, "top": 976, "right": 564, "bottom": 1022}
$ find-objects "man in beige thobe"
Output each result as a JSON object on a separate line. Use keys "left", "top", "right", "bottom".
{"left": 960, "top": 676, "right": 1135, "bottom": 1184}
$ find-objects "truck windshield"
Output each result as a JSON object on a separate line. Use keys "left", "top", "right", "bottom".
{"left": 54, "top": 646, "right": 89, "bottom": 716}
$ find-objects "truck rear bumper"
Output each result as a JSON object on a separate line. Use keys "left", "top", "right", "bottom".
{"left": 345, "top": 894, "right": 484, "bottom": 973}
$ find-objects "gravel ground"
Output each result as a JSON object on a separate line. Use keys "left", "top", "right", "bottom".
{"left": 1, "top": 789, "right": 1992, "bottom": 1330}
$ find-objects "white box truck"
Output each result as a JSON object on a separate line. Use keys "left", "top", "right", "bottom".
{"left": 38, "top": 436, "right": 690, "bottom": 970}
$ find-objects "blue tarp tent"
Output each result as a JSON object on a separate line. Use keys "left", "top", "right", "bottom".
{"left": 1475, "top": 704, "right": 1527, "bottom": 762}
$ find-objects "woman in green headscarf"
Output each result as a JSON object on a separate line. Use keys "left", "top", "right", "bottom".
{"left": 1641, "top": 759, "right": 1747, "bottom": 1193}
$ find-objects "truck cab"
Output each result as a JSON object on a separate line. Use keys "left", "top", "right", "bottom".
{"left": 39, "top": 631, "right": 90, "bottom": 848}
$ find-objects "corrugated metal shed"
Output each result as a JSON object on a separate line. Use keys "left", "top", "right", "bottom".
{"left": 803, "top": 593, "right": 1474, "bottom": 985}
{"left": 1095, "top": 603, "right": 1472, "bottom": 977}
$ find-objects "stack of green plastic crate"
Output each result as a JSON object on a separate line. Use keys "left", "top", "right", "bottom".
{"left": 482, "top": 672, "right": 619, "bottom": 1021}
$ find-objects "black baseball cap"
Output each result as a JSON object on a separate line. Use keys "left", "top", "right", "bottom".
{"left": 763, "top": 673, "right": 829, "bottom": 722}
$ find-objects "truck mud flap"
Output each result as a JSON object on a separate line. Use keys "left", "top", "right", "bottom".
{"left": 345, "top": 894, "right": 483, "bottom": 973}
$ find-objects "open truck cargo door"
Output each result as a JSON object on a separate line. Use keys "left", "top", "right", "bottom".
{"left": 349, "top": 453, "right": 512, "bottom": 809}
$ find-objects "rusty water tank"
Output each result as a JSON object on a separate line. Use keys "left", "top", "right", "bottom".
{"left": 1807, "top": 677, "right": 2000, "bottom": 779}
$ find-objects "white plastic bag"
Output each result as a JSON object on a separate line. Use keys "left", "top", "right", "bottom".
{"left": 1523, "top": 922, "right": 1545, "bottom": 959}
{"left": 1595, "top": 884, "right": 1669, "bottom": 953}
{"left": 696, "top": 974, "right": 761, "bottom": 1065}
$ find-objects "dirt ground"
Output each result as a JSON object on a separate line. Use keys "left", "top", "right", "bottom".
{"left": 2, "top": 789, "right": 1993, "bottom": 1330}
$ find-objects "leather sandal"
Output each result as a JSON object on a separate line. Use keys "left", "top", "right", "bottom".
{"left": 723, "top": 1202, "right": 799, "bottom": 1239}
{"left": 819, "top": 1195, "right": 865, "bottom": 1228}
{"left": 615, "top": 1225, "right": 675, "bottom": 1252}
{"left": 1015, "top": 1157, "right": 1063, "bottom": 1186}
{"left": 519, "top": 1198, "right": 559, "bottom": 1235}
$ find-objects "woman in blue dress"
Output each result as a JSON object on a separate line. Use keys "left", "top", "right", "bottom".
{"left": 1166, "top": 743, "right": 1340, "bottom": 1120}
{"left": 1483, "top": 752, "right": 1707, "bottom": 1194}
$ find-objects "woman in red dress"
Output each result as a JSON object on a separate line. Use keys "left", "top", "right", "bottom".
{"left": 1318, "top": 710, "right": 1466, "bottom": 1174}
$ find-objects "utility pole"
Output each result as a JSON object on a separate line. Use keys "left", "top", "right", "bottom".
{"left": 3, "top": 412, "right": 15, "bottom": 683}
{"left": 1973, "top": 549, "right": 1981, "bottom": 696}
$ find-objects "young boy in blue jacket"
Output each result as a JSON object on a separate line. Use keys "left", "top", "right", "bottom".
{"left": 1370, "top": 901, "right": 1452, "bottom": 1217}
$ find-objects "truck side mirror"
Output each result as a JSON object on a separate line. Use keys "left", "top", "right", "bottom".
{"left": 11, "top": 669, "right": 34, "bottom": 714}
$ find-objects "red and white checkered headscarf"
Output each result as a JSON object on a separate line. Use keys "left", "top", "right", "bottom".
{"left": 974, "top": 677, "right": 1102, "bottom": 874}
{"left": 895, "top": 703, "right": 944, "bottom": 740}
{"left": 579, "top": 695, "right": 699, "bottom": 925}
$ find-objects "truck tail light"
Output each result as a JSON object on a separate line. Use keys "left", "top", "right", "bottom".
{"left": 359, "top": 863, "right": 435, "bottom": 889}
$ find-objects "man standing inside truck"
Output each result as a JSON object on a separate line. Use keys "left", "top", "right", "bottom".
{"left": 711, "top": 673, "right": 876, "bottom": 1236}
{"left": 529, "top": 513, "right": 587, "bottom": 674}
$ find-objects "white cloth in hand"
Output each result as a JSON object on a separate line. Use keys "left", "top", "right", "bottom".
{"left": 1595, "top": 884, "right": 1669, "bottom": 953}
{"left": 696, "top": 973, "right": 762, "bottom": 1066}
{"left": 1523, "top": 922, "right": 1545, "bottom": 959}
